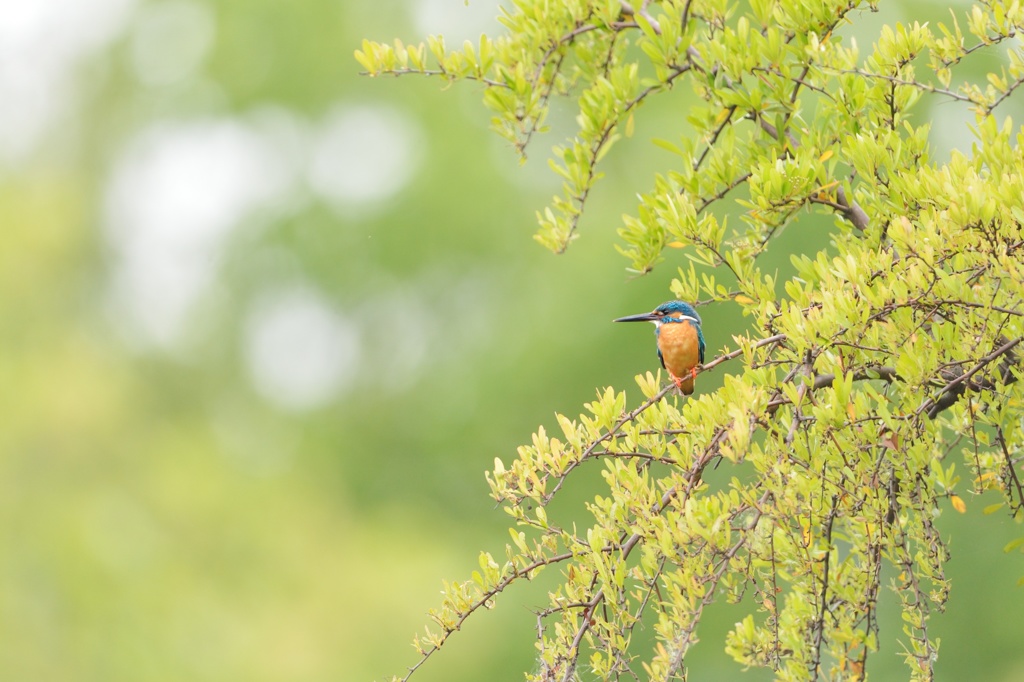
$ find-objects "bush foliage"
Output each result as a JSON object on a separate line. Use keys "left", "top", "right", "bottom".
{"left": 359, "top": 0, "right": 1024, "bottom": 679}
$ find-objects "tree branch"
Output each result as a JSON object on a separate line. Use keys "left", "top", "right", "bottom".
{"left": 919, "top": 336, "right": 1022, "bottom": 418}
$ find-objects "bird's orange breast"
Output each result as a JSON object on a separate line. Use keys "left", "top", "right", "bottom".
{"left": 657, "top": 322, "right": 701, "bottom": 379}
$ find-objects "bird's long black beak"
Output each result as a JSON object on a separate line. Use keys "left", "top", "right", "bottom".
{"left": 613, "top": 312, "right": 657, "bottom": 323}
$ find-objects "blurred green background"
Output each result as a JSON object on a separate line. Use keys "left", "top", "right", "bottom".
{"left": 2, "top": 0, "right": 1023, "bottom": 680}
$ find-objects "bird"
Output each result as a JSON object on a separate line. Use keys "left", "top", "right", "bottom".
{"left": 614, "top": 300, "right": 706, "bottom": 395}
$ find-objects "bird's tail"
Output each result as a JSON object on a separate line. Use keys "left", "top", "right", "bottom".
{"left": 671, "top": 372, "right": 696, "bottom": 395}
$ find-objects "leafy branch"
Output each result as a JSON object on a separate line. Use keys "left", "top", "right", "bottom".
{"left": 362, "top": 1, "right": 1024, "bottom": 680}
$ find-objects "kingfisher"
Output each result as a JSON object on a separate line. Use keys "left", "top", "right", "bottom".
{"left": 614, "top": 300, "right": 706, "bottom": 395}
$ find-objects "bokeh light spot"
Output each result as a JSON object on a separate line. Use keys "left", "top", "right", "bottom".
{"left": 307, "top": 104, "right": 422, "bottom": 210}
{"left": 129, "top": 0, "right": 215, "bottom": 87}
{"left": 243, "top": 286, "right": 360, "bottom": 411}
{"left": 411, "top": 0, "right": 500, "bottom": 43}
{"left": 0, "top": 0, "right": 135, "bottom": 164}
{"left": 104, "top": 118, "right": 300, "bottom": 348}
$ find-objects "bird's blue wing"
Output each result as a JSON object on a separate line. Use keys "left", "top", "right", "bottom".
{"left": 697, "top": 324, "right": 706, "bottom": 365}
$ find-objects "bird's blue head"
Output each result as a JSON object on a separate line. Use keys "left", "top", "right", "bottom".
{"left": 613, "top": 300, "right": 701, "bottom": 327}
